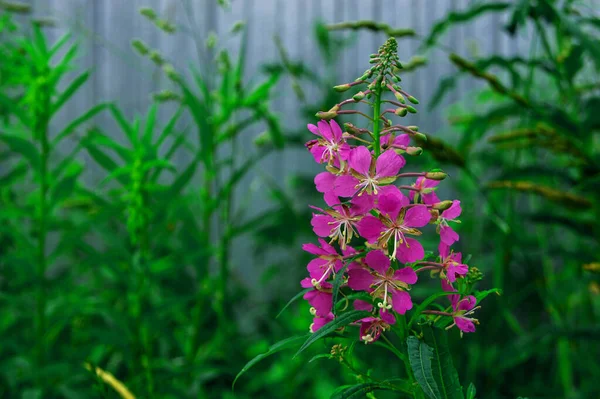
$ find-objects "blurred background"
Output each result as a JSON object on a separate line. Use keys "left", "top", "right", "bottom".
{"left": 1, "top": 0, "right": 599, "bottom": 398}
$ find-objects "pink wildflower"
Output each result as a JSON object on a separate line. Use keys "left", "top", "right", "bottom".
{"left": 347, "top": 250, "right": 417, "bottom": 314}
{"left": 438, "top": 200, "right": 461, "bottom": 246}
{"left": 302, "top": 238, "right": 353, "bottom": 287}
{"left": 305, "top": 120, "right": 351, "bottom": 165}
{"left": 357, "top": 190, "right": 431, "bottom": 263}
{"left": 410, "top": 177, "right": 440, "bottom": 204}
{"left": 438, "top": 242, "right": 469, "bottom": 283}
{"left": 310, "top": 195, "right": 368, "bottom": 250}
{"left": 334, "top": 147, "right": 404, "bottom": 198}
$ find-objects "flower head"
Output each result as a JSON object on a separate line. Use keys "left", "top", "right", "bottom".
{"left": 410, "top": 177, "right": 440, "bottom": 204}
{"left": 305, "top": 120, "right": 351, "bottom": 165}
{"left": 438, "top": 242, "right": 469, "bottom": 283}
{"left": 437, "top": 200, "right": 461, "bottom": 246}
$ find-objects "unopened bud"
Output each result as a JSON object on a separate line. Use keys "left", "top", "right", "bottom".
{"left": 415, "top": 132, "right": 427, "bottom": 142}
{"left": 583, "top": 262, "right": 600, "bottom": 273}
{"left": 131, "top": 39, "right": 149, "bottom": 56}
{"left": 392, "top": 75, "right": 401, "bottom": 83}
{"left": 1, "top": 1, "right": 31, "bottom": 13}
{"left": 425, "top": 170, "right": 447, "bottom": 181}
{"left": 152, "top": 90, "right": 180, "bottom": 103}
{"left": 394, "top": 92, "right": 406, "bottom": 103}
{"left": 408, "top": 96, "right": 419, "bottom": 104}
{"left": 253, "top": 131, "right": 272, "bottom": 146}
{"left": 406, "top": 146, "right": 423, "bottom": 156}
{"left": 316, "top": 110, "right": 338, "bottom": 120}
{"left": 334, "top": 84, "right": 351, "bottom": 92}
{"left": 32, "top": 17, "right": 56, "bottom": 27}
{"left": 163, "top": 64, "right": 180, "bottom": 82}
{"left": 206, "top": 32, "right": 217, "bottom": 49}
{"left": 466, "top": 266, "right": 484, "bottom": 283}
{"left": 149, "top": 50, "right": 165, "bottom": 66}
{"left": 353, "top": 91, "right": 365, "bottom": 101}
{"left": 406, "top": 105, "right": 417, "bottom": 114}
{"left": 139, "top": 7, "right": 157, "bottom": 20}
{"left": 395, "top": 108, "right": 408, "bottom": 117}
{"left": 433, "top": 200, "right": 453, "bottom": 210}
{"left": 407, "top": 125, "right": 419, "bottom": 131}
{"left": 156, "top": 19, "right": 176, "bottom": 33}
{"left": 230, "top": 20, "right": 246, "bottom": 34}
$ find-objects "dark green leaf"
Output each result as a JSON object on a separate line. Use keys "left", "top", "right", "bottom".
{"left": 0, "top": 133, "right": 40, "bottom": 169}
{"left": 422, "top": 326, "right": 464, "bottom": 399}
{"left": 51, "top": 103, "right": 109, "bottom": 148}
{"left": 233, "top": 335, "right": 309, "bottom": 388}
{"left": 52, "top": 71, "right": 90, "bottom": 115}
{"left": 408, "top": 336, "right": 442, "bottom": 399}
{"left": 276, "top": 288, "right": 311, "bottom": 319}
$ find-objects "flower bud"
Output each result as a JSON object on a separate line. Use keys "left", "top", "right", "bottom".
{"left": 406, "top": 146, "right": 423, "bottom": 156}
{"left": 394, "top": 92, "right": 406, "bottom": 103}
{"left": 392, "top": 75, "right": 401, "bottom": 83}
{"left": 583, "top": 262, "right": 600, "bottom": 273}
{"left": 0, "top": 1, "right": 31, "bottom": 13}
{"left": 152, "top": 90, "right": 180, "bottom": 103}
{"left": 408, "top": 95, "right": 419, "bottom": 104}
{"left": 131, "top": 39, "right": 149, "bottom": 56}
{"left": 407, "top": 125, "right": 419, "bottom": 131}
{"left": 156, "top": 19, "right": 176, "bottom": 34}
{"left": 415, "top": 132, "right": 427, "bottom": 141}
{"left": 425, "top": 170, "right": 447, "bottom": 181}
{"left": 149, "top": 50, "right": 165, "bottom": 66}
{"left": 334, "top": 84, "right": 351, "bottom": 92}
{"left": 353, "top": 91, "right": 365, "bottom": 101}
{"left": 139, "top": 7, "right": 157, "bottom": 20}
{"left": 253, "top": 131, "right": 272, "bottom": 146}
{"left": 230, "top": 20, "right": 246, "bottom": 34}
{"left": 395, "top": 107, "right": 408, "bottom": 117}
{"left": 433, "top": 200, "right": 453, "bottom": 210}
{"left": 316, "top": 110, "right": 337, "bottom": 120}
{"left": 163, "top": 64, "right": 180, "bottom": 82}
{"left": 406, "top": 105, "right": 417, "bottom": 114}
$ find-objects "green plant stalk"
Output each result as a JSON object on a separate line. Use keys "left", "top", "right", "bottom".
{"left": 34, "top": 82, "right": 51, "bottom": 388}
{"left": 372, "top": 84, "right": 382, "bottom": 157}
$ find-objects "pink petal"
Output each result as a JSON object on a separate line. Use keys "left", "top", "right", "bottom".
{"left": 311, "top": 214, "right": 335, "bottom": 237}
{"left": 455, "top": 317, "right": 476, "bottom": 333}
{"left": 393, "top": 134, "right": 410, "bottom": 147}
{"left": 302, "top": 243, "right": 327, "bottom": 256}
{"left": 394, "top": 267, "right": 418, "bottom": 285}
{"left": 353, "top": 299, "right": 373, "bottom": 311}
{"left": 375, "top": 149, "right": 404, "bottom": 178}
{"left": 300, "top": 277, "right": 313, "bottom": 288}
{"left": 447, "top": 263, "right": 468, "bottom": 283}
{"left": 377, "top": 192, "right": 403, "bottom": 221}
{"left": 323, "top": 192, "right": 341, "bottom": 207}
{"left": 440, "top": 225, "right": 460, "bottom": 246}
{"left": 342, "top": 246, "right": 358, "bottom": 257}
{"left": 329, "top": 119, "right": 343, "bottom": 141}
{"left": 317, "top": 120, "right": 333, "bottom": 141}
{"left": 303, "top": 290, "right": 333, "bottom": 317}
{"left": 442, "top": 200, "right": 461, "bottom": 220}
{"left": 317, "top": 238, "right": 338, "bottom": 255}
{"left": 380, "top": 309, "right": 396, "bottom": 324}
{"left": 307, "top": 124, "right": 319, "bottom": 135}
{"left": 311, "top": 313, "right": 334, "bottom": 332}
{"left": 356, "top": 215, "right": 385, "bottom": 243}
{"left": 350, "top": 194, "right": 374, "bottom": 215}
{"left": 348, "top": 269, "right": 375, "bottom": 291}
{"left": 422, "top": 191, "right": 441, "bottom": 205}
{"left": 404, "top": 205, "right": 431, "bottom": 228}
{"left": 424, "top": 179, "right": 440, "bottom": 189}
{"left": 349, "top": 146, "right": 372, "bottom": 176}
{"left": 391, "top": 290, "right": 413, "bottom": 314}
{"left": 396, "top": 238, "right": 424, "bottom": 263}
{"left": 365, "top": 250, "right": 390, "bottom": 275}
{"left": 438, "top": 242, "right": 450, "bottom": 260}
{"left": 338, "top": 143, "right": 351, "bottom": 160}
{"left": 458, "top": 295, "right": 477, "bottom": 312}
{"left": 315, "top": 172, "right": 336, "bottom": 193}
{"left": 333, "top": 175, "right": 359, "bottom": 197}
{"left": 309, "top": 145, "right": 327, "bottom": 163}
{"left": 307, "top": 258, "right": 330, "bottom": 280}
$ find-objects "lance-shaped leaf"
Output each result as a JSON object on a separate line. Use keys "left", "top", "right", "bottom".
{"left": 233, "top": 334, "right": 309, "bottom": 389}
{"left": 422, "top": 326, "right": 465, "bottom": 399}
{"left": 0, "top": 133, "right": 40, "bottom": 169}
{"left": 330, "top": 379, "right": 414, "bottom": 399}
{"left": 408, "top": 336, "right": 442, "bottom": 399}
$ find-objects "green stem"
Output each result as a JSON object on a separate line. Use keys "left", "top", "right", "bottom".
{"left": 35, "top": 85, "right": 51, "bottom": 388}
{"left": 372, "top": 80, "right": 382, "bottom": 157}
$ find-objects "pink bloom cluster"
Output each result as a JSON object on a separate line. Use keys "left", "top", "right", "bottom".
{"left": 301, "top": 119, "right": 477, "bottom": 343}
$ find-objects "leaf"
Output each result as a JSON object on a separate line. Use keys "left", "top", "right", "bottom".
{"left": 51, "top": 103, "right": 109, "bottom": 148}
{"left": 0, "top": 133, "right": 40, "bottom": 169}
{"left": 407, "top": 336, "right": 442, "bottom": 399}
{"left": 466, "top": 383, "right": 477, "bottom": 399}
{"left": 0, "top": 163, "right": 28, "bottom": 185}
{"left": 50, "top": 162, "right": 83, "bottom": 206}
{"left": 276, "top": 288, "right": 311, "bottom": 319}
{"left": 474, "top": 288, "right": 502, "bottom": 303}
{"left": 233, "top": 335, "right": 309, "bottom": 388}
{"left": 294, "top": 310, "right": 371, "bottom": 357}
{"left": 143, "top": 103, "right": 157, "bottom": 147}
{"left": 422, "top": 326, "right": 465, "bottom": 399}
{"left": 424, "top": 2, "right": 512, "bottom": 48}
{"left": 109, "top": 104, "right": 136, "bottom": 145}
{"left": 243, "top": 72, "right": 280, "bottom": 107}
{"left": 429, "top": 76, "right": 457, "bottom": 110}
{"left": 52, "top": 71, "right": 90, "bottom": 115}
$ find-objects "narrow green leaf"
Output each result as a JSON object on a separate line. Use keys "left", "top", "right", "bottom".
{"left": 233, "top": 335, "right": 309, "bottom": 388}
{"left": 331, "top": 379, "right": 414, "bottom": 399}
{"left": 0, "top": 133, "right": 40, "bottom": 169}
{"left": 243, "top": 72, "right": 280, "bottom": 107}
{"left": 50, "top": 163, "right": 83, "bottom": 206}
{"left": 408, "top": 336, "right": 442, "bottom": 399}
{"left": 52, "top": 71, "right": 90, "bottom": 115}
{"left": 294, "top": 310, "right": 371, "bottom": 357}
{"left": 109, "top": 104, "right": 136, "bottom": 145}
{"left": 276, "top": 288, "right": 311, "bottom": 319}
{"left": 51, "top": 103, "right": 109, "bottom": 148}
{"left": 143, "top": 103, "right": 157, "bottom": 147}
{"left": 466, "top": 383, "right": 476, "bottom": 399}
{"left": 0, "top": 163, "right": 28, "bottom": 185}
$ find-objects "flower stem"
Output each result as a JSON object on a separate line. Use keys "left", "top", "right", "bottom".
{"left": 372, "top": 80, "right": 382, "bottom": 157}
